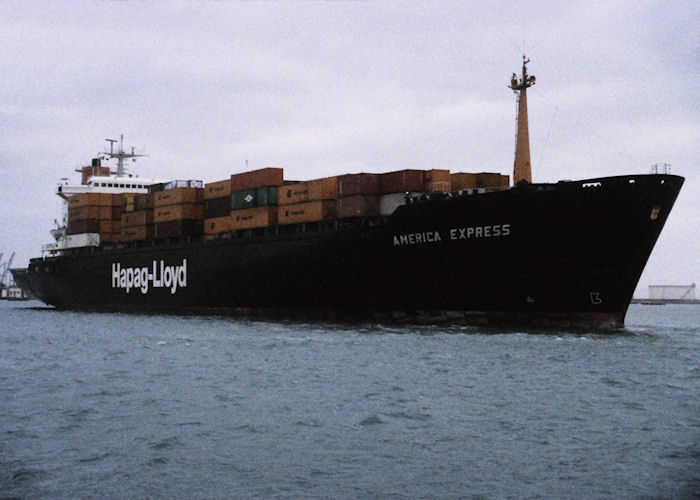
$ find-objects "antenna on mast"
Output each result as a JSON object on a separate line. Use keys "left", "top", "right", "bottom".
{"left": 510, "top": 56, "right": 536, "bottom": 184}
{"left": 102, "top": 134, "right": 146, "bottom": 177}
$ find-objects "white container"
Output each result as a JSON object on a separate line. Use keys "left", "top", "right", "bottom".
{"left": 58, "top": 233, "right": 100, "bottom": 249}
{"left": 379, "top": 192, "right": 422, "bottom": 216}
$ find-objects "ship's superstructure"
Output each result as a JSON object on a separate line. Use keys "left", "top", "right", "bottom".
{"left": 11, "top": 61, "right": 684, "bottom": 328}
{"left": 47, "top": 136, "right": 164, "bottom": 255}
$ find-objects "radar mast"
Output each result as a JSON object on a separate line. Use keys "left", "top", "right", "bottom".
{"left": 102, "top": 134, "right": 146, "bottom": 177}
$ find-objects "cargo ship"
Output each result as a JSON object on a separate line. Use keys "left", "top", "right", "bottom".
{"left": 12, "top": 60, "right": 684, "bottom": 328}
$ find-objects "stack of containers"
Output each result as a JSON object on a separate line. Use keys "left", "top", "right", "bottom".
{"left": 154, "top": 184, "right": 204, "bottom": 239}
{"left": 203, "top": 179, "right": 234, "bottom": 235}
{"left": 337, "top": 173, "right": 381, "bottom": 218}
{"left": 277, "top": 177, "right": 338, "bottom": 225}
{"left": 450, "top": 172, "right": 510, "bottom": 191}
{"left": 105, "top": 194, "right": 123, "bottom": 243}
{"left": 425, "top": 169, "right": 451, "bottom": 192}
{"left": 450, "top": 172, "right": 478, "bottom": 191}
{"left": 378, "top": 169, "right": 426, "bottom": 216}
{"left": 476, "top": 172, "right": 509, "bottom": 189}
{"left": 229, "top": 168, "right": 282, "bottom": 230}
{"left": 121, "top": 193, "right": 154, "bottom": 242}
{"left": 67, "top": 193, "right": 122, "bottom": 243}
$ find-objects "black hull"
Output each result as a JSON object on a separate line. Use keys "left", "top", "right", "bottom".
{"left": 15, "top": 174, "right": 684, "bottom": 329}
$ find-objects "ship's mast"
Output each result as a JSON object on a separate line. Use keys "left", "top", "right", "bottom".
{"left": 102, "top": 134, "right": 145, "bottom": 177}
{"left": 510, "top": 56, "right": 536, "bottom": 184}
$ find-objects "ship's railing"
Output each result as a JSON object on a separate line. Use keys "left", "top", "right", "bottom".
{"left": 651, "top": 163, "right": 671, "bottom": 175}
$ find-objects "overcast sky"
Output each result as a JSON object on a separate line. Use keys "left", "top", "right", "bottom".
{"left": 1, "top": 0, "right": 698, "bottom": 297}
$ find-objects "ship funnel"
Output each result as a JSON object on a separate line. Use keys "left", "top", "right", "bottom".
{"left": 510, "top": 56, "right": 535, "bottom": 184}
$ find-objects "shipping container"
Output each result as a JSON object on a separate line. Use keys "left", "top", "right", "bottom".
{"left": 204, "top": 196, "right": 232, "bottom": 218}
{"left": 379, "top": 192, "right": 422, "bottom": 216}
{"left": 122, "top": 193, "right": 139, "bottom": 212}
{"left": 163, "top": 179, "right": 204, "bottom": 190}
{"left": 67, "top": 219, "right": 99, "bottom": 235}
{"left": 68, "top": 192, "right": 113, "bottom": 208}
{"left": 154, "top": 187, "right": 204, "bottom": 206}
{"left": 134, "top": 194, "right": 153, "bottom": 211}
{"left": 155, "top": 220, "right": 203, "bottom": 239}
{"left": 231, "top": 189, "right": 257, "bottom": 210}
{"left": 154, "top": 204, "right": 204, "bottom": 223}
{"left": 379, "top": 170, "right": 426, "bottom": 194}
{"left": 337, "top": 195, "right": 380, "bottom": 218}
{"left": 338, "top": 173, "right": 380, "bottom": 196}
{"left": 230, "top": 168, "right": 284, "bottom": 191}
{"left": 450, "top": 173, "right": 479, "bottom": 191}
{"left": 58, "top": 233, "right": 100, "bottom": 249}
{"left": 278, "top": 200, "right": 336, "bottom": 225}
{"left": 102, "top": 220, "right": 119, "bottom": 234}
{"left": 231, "top": 186, "right": 278, "bottom": 210}
{"left": 68, "top": 205, "right": 113, "bottom": 221}
{"left": 121, "top": 210, "right": 154, "bottom": 227}
{"left": 278, "top": 177, "right": 338, "bottom": 205}
{"left": 230, "top": 206, "right": 277, "bottom": 230}
{"left": 476, "top": 172, "right": 509, "bottom": 188}
{"left": 111, "top": 206, "right": 122, "bottom": 221}
{"left": 425, "top": 169, "right": 451, "bottom": 192}
{"left": 122, "top": 193, "right": 154, "bottom": 211}
{"left": 148, "top": 183, "right": 164, "bottom": 194}
{"left": 204, "top": 179, "right": 232, "bottom": 200}
{"left": 67, "top": 219, "right": 117, "bottom": 235}
{"left": 255, "top": 185, "right": 277, "bottom": 206}
{"left": 121, "top": 225, "right": 155, "bottom": 242}
{"left": 99, "top": 233, "right": 121, "bottom": 244}
{"left": 204, "top": 215, "right": 233, "bottom": 235}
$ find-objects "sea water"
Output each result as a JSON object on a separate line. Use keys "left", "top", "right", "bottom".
{"left": 1, "top": 302, "right": 698, "bottom": 498}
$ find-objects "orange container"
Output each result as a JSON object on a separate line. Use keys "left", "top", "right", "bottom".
{"left": 450, "top": 173, "right": 478, "bottom": 191}
{"left": 67, "top": 219, "right": 100, "bottom": 235}
{"left": 99, "top": 232, "right": 121, "bottom": 244}
{"left": 68, "top": 193, "right": 113, "bottom": 208}
{"left": 204, "top": 179, "right": 232, "bottom": 200}
{"left": 278, "top": 177, "right": 338, "bottom": 205}
{"left": 425, "top": 169, "right": 451, "bottom": 192}
{"left": 154, "top": 220, "right": 202, "bottom": 239}
{"left": 154, "top": 204, "right": 204, "bottom": 223}
{"left": 121, "top": 210, "right": 154, "bottom": 227}
{"left": 278, "top": 200, "right": 336, "bottom": 225}
{"left": 121, "top": 225, "right": 155, "bottom": 242}
{"left": 230, "top": 168, "right": 284, "bottom": 192}
{"left": 122, "top": 194, "right": 138, "bottom": 212}
{"left": 337, "top": 173, "right": 380, "bottom": 196}
{"left": 379, "top": 170, "right": 426, "bottom": 194}
{"left": 111, "top": 206, "right": 122, "bottom": 221}
{"left": 337, "top": 195, "right": 380, "bottom": 218}
{"left": 230, "top": 206, "right": 277, "bottom": 230}
{"left": 204, "top": 215, "right": 234, "bottom": 234}
{"left": 476, "top": 172, "right": 510, "bottom": 188}
{"left": 97, "top": 220, "right": 118, "bottom": 234}
{"left": 154, "top": 187, "right": 204, "bottom": 207}
{"left": 68, "top": 205, "right": 113, "bottom": 221}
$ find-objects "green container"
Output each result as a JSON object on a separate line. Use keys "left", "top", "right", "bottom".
{"left": 231, "top": 189, "right": 257, "bottom": 210}
{"left": 231, "top": 186, "right": 278, "bottom": 210}
{"left": 256, "top": 186, "right": 278, "bottom": 206}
